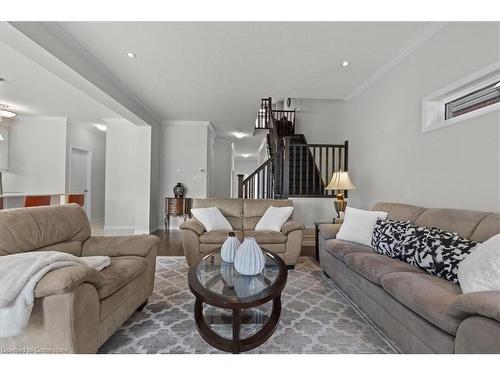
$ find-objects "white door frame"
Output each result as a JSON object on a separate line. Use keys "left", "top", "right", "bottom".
{"left": 69, "top": 144, "right": 92, "bottom": 219}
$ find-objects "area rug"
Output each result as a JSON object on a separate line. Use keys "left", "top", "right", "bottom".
{"left": 99, "top": 256, "right": 398, "bottom": 354}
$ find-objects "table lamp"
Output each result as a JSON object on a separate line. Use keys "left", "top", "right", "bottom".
{"left": 326, "top": 171, "right": 356, "bottom": 219}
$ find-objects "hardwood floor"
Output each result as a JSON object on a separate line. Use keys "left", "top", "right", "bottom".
{"left": 151, "top": 229, "right": 315, "bottom": 258}
{"left": 152, "top": 230, "right": 184, "bottom": 256}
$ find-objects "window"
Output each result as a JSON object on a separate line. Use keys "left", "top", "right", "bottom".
{"left": 445, "top": 80, "right": 500, "bottom": 120}
{"left": 422, "top": 62, "right": 500, "bottom": 133}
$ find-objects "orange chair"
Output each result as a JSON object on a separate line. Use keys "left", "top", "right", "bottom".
{"left": 24, "top": 196, "right": 51, "bottom": 207}
{"left": 67, "top": 194, "right": 85, "bottom": 207}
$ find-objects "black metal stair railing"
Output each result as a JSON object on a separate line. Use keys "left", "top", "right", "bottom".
{"left": 239, "top": 97, "right": 349, "bottom": 199}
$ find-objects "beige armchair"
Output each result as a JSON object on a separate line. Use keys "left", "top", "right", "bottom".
{"left": 0, "top": 204, "right": 159, "bottom": 353}
{"left": 180, "top": 198, "right": 304, "bottom": 267}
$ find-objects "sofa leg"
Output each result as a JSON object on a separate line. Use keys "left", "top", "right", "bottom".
{"left": 137, "top": 300, "right": 148, "bottom": 311}
{"left": 287, "top": 265, "right": 295, "bottom": 270}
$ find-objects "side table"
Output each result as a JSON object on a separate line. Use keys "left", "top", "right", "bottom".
{"left": 165, "top": 197, "right": 192, "bottom": 231}
{"left": 314, "top": 219, "right": 343, "bottom": 262}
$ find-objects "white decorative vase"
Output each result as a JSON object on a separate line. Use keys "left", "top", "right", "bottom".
{"left": 221, "top": 232, "right": 241, "bottom": 263}
{"left": 234, "top": 274, "right": 267, "bottom": 298}
{"left": 234, "top": 237, "right": 265, "bottom": 276}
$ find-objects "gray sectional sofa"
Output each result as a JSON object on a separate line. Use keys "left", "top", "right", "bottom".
{"left": 318, "top": 202, "right": 500, "bottom": 354}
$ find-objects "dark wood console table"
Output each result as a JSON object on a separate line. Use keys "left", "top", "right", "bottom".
{"left": 164, "top": 197, "right": 192, "bottom": 231}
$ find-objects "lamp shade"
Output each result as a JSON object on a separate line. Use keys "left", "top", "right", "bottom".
{"left": 326, "top": 171, "right": 356, "bottom": 191}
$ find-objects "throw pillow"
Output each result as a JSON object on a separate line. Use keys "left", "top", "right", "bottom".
{"left": 458, "top": 234, "right": 500, "bottom": 293}
{"left": 372, "top": 218, "right": 413, "bottom": 257}
{"left": 255, "top": 206, "right": 294, "bottom": 232}
{"left": 395, "top": 225, "right": 477, "bottom": 283}
{"left": 336, "top": 207, "right": 388, "bottom": 247}
{"left": 191, "top": 207, "right": 233, "bottom": 232}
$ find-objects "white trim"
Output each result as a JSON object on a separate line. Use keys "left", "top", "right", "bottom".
{"left": 421, "top": 61, "right": 500, "bottom": 134}
{"left": 345, "top": 22, "right": 447, "bottom": 101}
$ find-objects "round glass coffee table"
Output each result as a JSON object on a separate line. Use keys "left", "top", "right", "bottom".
{"left": 187, "top": 248, "right": 287, "bottom": 353}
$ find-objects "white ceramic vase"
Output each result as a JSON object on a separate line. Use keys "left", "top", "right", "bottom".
{"left": 234, "top": 237, "right": 265, "bottom": 276}
{"left": 221, "top": 232, "right": 241, "bottom": 263}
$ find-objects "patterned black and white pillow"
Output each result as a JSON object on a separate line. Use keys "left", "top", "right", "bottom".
{"left": 372, "top": 220, "right": 478, "bottom": 283}
{"left": 372, "top": 218, "right": 413, "bottom": 258}
{"left": 417, "top": 227, "right": 478, "bottom": 283}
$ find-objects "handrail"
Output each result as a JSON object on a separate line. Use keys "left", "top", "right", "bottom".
{"left": 243, "top": 154, "right": 276, "bottom": 185}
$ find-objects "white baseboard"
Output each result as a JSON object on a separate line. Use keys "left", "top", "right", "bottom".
{"left": 90, "top": 217, "right": 104, "bottom": 224}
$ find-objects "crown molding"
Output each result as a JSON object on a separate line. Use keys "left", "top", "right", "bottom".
{"left": 345, "top": 22, "right": 448, "bottom": 101}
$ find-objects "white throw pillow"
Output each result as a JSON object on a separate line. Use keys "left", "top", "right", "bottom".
{"left": 255, "top": 206, "right": 294, "bottom": 232}
{"left": 191, "top": 207, "right": 233, "bottom": 232}
{"left": 336, "top": 206, "right": 388, "bottom": 247}
{"left": 458, "top": 234, "right": 500, "bottom": 293}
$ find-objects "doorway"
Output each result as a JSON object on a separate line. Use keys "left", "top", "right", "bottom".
{"left": 69, "top": 146, "right": 92, "bottom": 218}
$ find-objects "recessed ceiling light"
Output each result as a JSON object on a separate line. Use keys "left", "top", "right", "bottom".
{"left": 241, "top": 154, "right": 250, "bottom": 158}
{"left": 0, "top": 104, "right": 16, "bottom": 118}
{"left": 94, "top": 124, "right": 107, "bottom": 132}
{"left": 127, "top": 52, "right": 136, "bottom": 58}
{"left": 341, "top": 60, "right": 350, "bottom": 67}
{"left": 234, "top": 131, "right": 246, "bottom": 139}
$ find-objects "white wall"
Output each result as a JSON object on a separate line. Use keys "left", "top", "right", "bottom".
{"left": 207, "top": 125, "right": 216, "bottom": 197}
{"left": 0, "top": 125, "right": 9, "bottom": 171}
{"left": 149, "top": 123, "right": 161, "bottom": 232}
{"left": 292, "top": 23, "right": 500, "bottom": 223}
{"left": 211, "top": 139, "right": 232, "bottom": 198}
{"left": 159, "top": 120, "right": 210, "bottom": 228}
{"left": 1, "top": 116, "right": 67, "bottom": 195}
{"left": 232, "top": 158, "right": 258, "bottom": 197}
{"left": 104, "top": 119, "right": 151, "bottom": 234}
{"left": 66, "top": 121, "right": 106, "bottom": 221}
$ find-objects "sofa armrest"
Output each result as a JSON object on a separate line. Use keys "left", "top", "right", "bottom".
{"left": 318, "top": 223, "right": 342, "bottom": 240}
{"left": 179, "top": 218, "right": 205, "bottom": 235}
{"left": 82, "top": 235, "right": 160, "bottom": 257}
{"left": 35, "top": 265, "right": 105, "bottom": 298}
{"left": 448, "top": 291, "right": 500, "bottom": 323}
{"left": 282, "top": 220, "right": 304, "bottom": 235}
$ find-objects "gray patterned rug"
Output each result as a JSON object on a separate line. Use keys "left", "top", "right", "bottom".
{"left": 99, "top": 256, "right": 398, "bottom": 354}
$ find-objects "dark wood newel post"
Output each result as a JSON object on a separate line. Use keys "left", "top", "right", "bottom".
{"left": 282, "top": 138, "right": 290, "bottom": 199}
{"left": 237, "top": 174, "right": 244, "bottom": 198}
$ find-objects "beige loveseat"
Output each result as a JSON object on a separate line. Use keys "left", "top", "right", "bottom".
{"left": 0, "top": 204, "right": 159, "bottom": 353}
{"left": 180, "top": 198, "right": 304, "bottom": 267}
{"left": 319, "top": 202, "right": 500, "bottom": 354}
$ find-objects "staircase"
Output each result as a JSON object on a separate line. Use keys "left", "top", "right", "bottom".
{"left": 239, "top": 97, "right": 348, "bottom": 200}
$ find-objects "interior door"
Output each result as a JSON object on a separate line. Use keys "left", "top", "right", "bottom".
{"left": 70, "top": 147, "right": 91, "bottom": 217}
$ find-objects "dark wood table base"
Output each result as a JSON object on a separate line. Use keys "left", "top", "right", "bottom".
{"left": 194, "top": 296, "right": 282, "bottom": 354}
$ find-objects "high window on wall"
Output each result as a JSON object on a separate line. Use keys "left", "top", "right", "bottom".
{"left": 422, "top": 62, "right": 500, "bottom": 133}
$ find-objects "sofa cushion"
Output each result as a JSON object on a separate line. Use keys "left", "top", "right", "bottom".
{"left": 344, "top": 253, "right": 424, "bottom": 285}
{"left": 414, "top": 208, "right": 491, "bottom": 240}
{"left": 245, "top": 230, "right": 287, "bottom": 244}
{"left": 470, "top": 213, "right": 500, "bottom": 242}
{"left": 324, "top": 239, "right": 374, "bottom": 262}
{"left": 199, "top": 230, "right": 244, "bottom": 244}
{"left": 97, "top": 256, "right": 147, "bottom": 299}
{"left": 193, "top": 198, "right": 243, "bottom": 231}
{"left": 243, "top": 199, "right": 293, "bottom": 230}
{"left": 380, "top": 272, "right": 462, "bottom": 335}
{"left": 35, "top": 265, "right": 105, "bottom": 298}
{"left": 372, "top": 202, "right": 426, "bottom": 222}
{"left": 0, "top": 204, "right": 90, "bottom": 256}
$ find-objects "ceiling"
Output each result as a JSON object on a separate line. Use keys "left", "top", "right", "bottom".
{"left": 0, "top": 40, "right": 118, "bottom": 125}
{"left": 57, "top": 21, "right": 432, "bottom": 141}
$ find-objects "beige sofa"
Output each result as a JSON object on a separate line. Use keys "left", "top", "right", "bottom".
{"left": 180, "top": 198, "right": 304, "bottom": 267}
{"left": 0, "top": 204, "right": 159, "bottom": 353}
{"left": 319, "top": 202, "right": 500, "bottom": 354}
